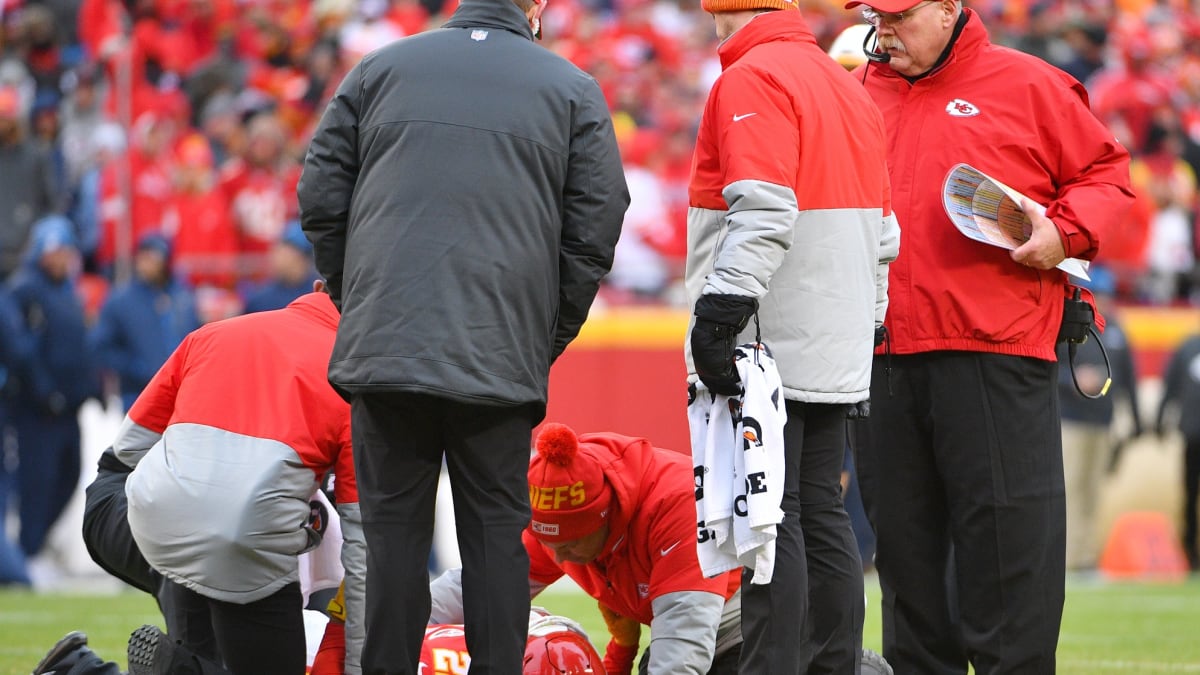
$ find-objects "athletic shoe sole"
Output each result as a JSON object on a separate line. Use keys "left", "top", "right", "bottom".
{"left": 33, "top": 631, "right": 89, "bottom": 675}
{"left": 127, "top": 624, "right": 174, "bottom": 675}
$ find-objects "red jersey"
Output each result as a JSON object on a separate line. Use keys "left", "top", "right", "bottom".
{"left": 526, "top": 433, "right": 739, "bottom": 625}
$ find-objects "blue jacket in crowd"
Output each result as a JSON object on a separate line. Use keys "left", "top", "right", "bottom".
{"left": 0, "top": 289, "right": 32, "bottom": 399}
{"left": 242, "top": 277, "right": 318, "bottom": 315}
{"left": 89, "top": 276, "right": 200, "bottom": 411}
{"left": 6, "top": 262, "right": 97, "bottom": 417}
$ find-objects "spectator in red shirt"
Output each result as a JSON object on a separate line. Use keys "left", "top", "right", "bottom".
{"left": 164, "top": 132, "right": 239, "bottom": 289}
{"left": 97, "top": 110, "right": 177, "bottom": 272}
{"left": 218, "top": 112, "right": 300, "bottom": 283}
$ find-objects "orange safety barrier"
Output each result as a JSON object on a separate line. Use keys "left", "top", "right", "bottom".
{"left": 1098, "top": 511, "right": 1190, "bottom": 582}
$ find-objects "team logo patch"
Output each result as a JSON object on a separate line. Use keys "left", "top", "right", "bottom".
{"left": 637, "top": 583, "right": 650, "bottom": 598}
{"left": 531, "top": 520, "right": 560, "bottom": 536}
{"left": 307, "top": 500, "right": 329, "bottom": 536}
{"left": 471, "top": 29, "right": 488, "bottom": 41}
{"left": 945, "top": 99, "right": 980, "bottom": 117}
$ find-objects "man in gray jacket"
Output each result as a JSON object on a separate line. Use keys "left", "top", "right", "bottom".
{"left": 297, "top": 0, "right": 629, "bottom": 672}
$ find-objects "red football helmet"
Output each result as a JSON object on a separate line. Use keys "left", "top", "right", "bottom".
{"left": 523, "top": 615, "right": 606, "bottom": 675}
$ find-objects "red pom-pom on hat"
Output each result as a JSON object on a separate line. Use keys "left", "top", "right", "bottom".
{"left": 528, "top": 423, "right": 612, "bottom": 542}
{"left": 537, "top": 423, "right": 580, "bottom": 466}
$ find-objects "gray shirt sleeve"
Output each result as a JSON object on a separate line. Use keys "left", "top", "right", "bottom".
{"left": 428, "top": 567, "right": 548, "bottom": 625}
{"left": 646, "top": 590, "right": 724, "bottom": 675}
{"left": 338, "top": 502, "right": 367, "bottom": 675}
{"left": 428, "top": 568, "right": 466, "bottom": 625}
{"left": 876, "top": 210, "right": 900, "bottom": 325}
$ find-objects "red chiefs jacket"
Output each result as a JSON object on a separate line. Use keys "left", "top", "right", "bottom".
{"left": 685, "top": 9, "right": 899, "bottom": 404}
{"left": 114, "top": 292, "right": 359, "bottom": 608}
{"left": 525, "top": 433, "right": 741, "bottom": 674}
{"left": 857, "top": 10, "right": 1133, "bottom": 359}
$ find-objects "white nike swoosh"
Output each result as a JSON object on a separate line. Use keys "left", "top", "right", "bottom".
{"left": 732, "top": 113, "right": 757, "bottom": 122}
{"left": 660, "top": 540, "right": 682, "bottom": 556}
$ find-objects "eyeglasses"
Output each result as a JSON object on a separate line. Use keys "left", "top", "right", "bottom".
{"left": 861, "top": 0, "right": 939, "bottom": 28}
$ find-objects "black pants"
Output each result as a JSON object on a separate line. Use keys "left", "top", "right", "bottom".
{"left": 352, "top": 392, "right": 538, "bottom": 675}
{"left": 738, "top": 401, "right": 863, "bottom": 675}
{"left": 1183, "top": 437, "right": 1200, "bottom": 570}
{"left": 167, "top": 581, "right": 307, "bottom": 675}
{"left": 852, "top": 352, "right": 1064, "bottom": 675}
{"left": 82, "top": 450, "right": 160, "bottom": 595}
{"left": 84, "top": 450, "right": 219, "bottom": 660}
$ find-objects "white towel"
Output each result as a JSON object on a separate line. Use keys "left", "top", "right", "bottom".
{"left": 689, "top": 343, "right": 787, "bottom": 584}
{"left": 298, "top": 489, "right": 344, "bottom": 606}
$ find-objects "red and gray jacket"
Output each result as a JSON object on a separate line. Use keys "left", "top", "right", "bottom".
{"left": 685, "top": 9, "right": 900, "bottom": 404}
{"left": 113, "top": 292, "right": 360, "bottom": 618}
{"left": 856, "top": 9, "right": 1133, "bottom": 360}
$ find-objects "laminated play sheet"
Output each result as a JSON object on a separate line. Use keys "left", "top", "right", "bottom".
{"left": 942, "top": 163, "right": 1090, "bottom": 280}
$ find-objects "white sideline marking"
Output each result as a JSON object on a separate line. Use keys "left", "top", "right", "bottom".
{"left": 1060, "top": 659, "right": 1200, "bottom": 672}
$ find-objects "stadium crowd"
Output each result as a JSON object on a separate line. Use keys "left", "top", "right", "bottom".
{"left": 0, "top": 0, "right": 1198, "bottom": 312}
{"left": 0, "top": 0, "right": 1198, "bottom": 585}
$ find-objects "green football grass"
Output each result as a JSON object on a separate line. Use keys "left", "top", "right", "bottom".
{"left": 2, "top": 574, "right": 1199, "bottom": 674}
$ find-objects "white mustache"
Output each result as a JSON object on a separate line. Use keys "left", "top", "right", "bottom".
{"left": 878, "top": 38, "right": 906, "bottom": 53}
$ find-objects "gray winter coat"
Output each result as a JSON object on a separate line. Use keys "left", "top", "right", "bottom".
{"left": 298, "top": 0, "right": 629, "bottom": 409}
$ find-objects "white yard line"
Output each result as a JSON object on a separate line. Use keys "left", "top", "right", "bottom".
{"left": 1060, "top": 659, "right": 1200, "bottom": 672}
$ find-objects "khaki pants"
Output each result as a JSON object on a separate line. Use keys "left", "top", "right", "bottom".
{"left": 1062, "top": 420, "right": 1112, "bottom": 570}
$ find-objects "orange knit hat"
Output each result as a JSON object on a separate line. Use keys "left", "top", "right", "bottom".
{"left": 527, "top": 424, "right": 613, "bottom": 543}
{"left": 701, "top": 0, "right": 798, "bottom": 12}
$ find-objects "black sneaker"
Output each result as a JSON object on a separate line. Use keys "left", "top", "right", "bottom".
{"left": 127, "top": 625, "right": 175, "bottom": 675}
{"left": 33, "top": 631, "right": 89, "bottom": 674}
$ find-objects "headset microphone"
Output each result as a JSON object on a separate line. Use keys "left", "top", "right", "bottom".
{"left": 862, "top": 25, "right": 891, "bottom": 64}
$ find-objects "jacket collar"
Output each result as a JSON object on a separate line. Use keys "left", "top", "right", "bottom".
{"left": 718, "top": 10, "right": 817, "bottom": 70}
{"left": 443, "top": 0, "right": 534, "bottom": 40}
{"left": 287, "top": 292, "right": 340, "bottom": 330}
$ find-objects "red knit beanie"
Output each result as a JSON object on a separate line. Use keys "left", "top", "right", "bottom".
{"left": 527, "top": 424, "right": 613, "bottom": 543}
{"left": 700, "top": 0, "right": 798, "bottom": 12}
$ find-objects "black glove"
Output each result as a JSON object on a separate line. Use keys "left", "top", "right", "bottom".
{"left": 874, "top": 324, "right": 888, "bottom": 347}
{"left": 690, "top": 294, "right": 757, "bottom": 396}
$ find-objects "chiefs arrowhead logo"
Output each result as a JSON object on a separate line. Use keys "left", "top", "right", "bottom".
{"left": 945, "top": 99, "right": 980, "bottom": 117}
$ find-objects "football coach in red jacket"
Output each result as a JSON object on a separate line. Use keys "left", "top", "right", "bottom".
{"left": 845, "top": 0, "right": 1134, "bottom": 672}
